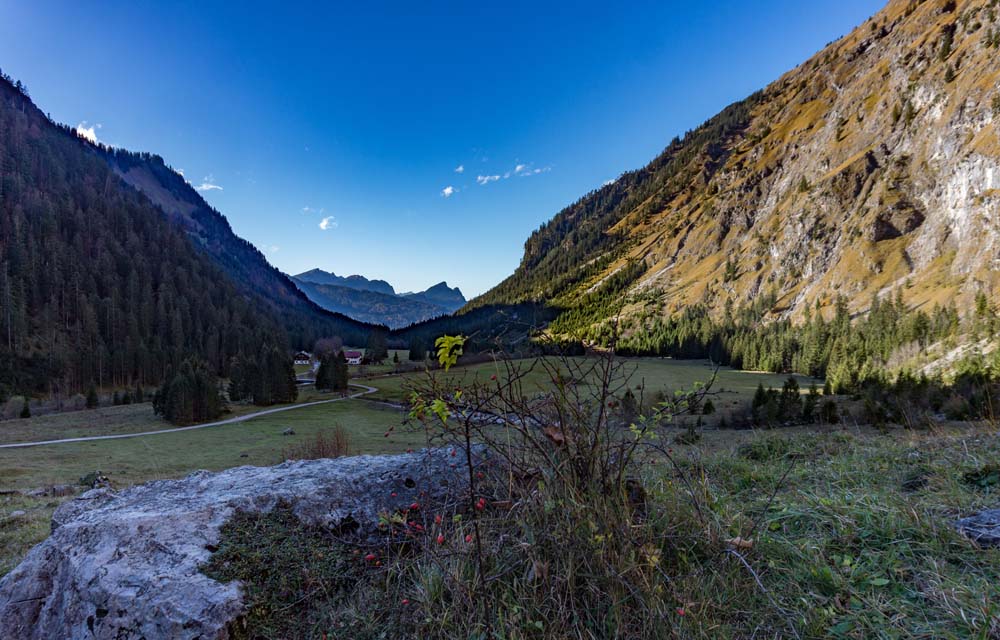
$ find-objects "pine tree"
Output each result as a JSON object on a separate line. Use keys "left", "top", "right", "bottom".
{"left": 315, "top": 354, "right": 333, "bottom": 391}
{"left": 86, "top": 385, "right": 99, "bottom": 409}
{"left": 408, "top": 337, "right": 426, "bottom": 362}
{"left": 779, "top": 377, "right": 801, "bottom": 423}
{"left": 366, "top": 329, "right": 389, "bottom": 364}
{"left": 332, "top": 351, "right": 350, "bottom": 391}
{"left": 153, "top": 358, "right": 225, "bottom": 425}
{"left": 802, "top": 384, "right": 820, "bottom": 423}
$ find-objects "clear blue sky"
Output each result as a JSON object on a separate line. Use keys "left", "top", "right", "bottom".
{"left": 0, "top": 0, "right": 884, "bottom": 297}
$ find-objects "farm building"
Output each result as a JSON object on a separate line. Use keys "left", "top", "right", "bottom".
{"left": 343, "top": 350, "right": 363, "bottom": 365}
{"left": 293, "top": 351, "right": 312, "bottom": 365}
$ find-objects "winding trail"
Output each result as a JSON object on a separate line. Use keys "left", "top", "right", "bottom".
{"left": 0, "top": 383, "right": 379, "bottom": 450}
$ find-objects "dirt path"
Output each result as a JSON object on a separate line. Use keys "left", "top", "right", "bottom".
{"left": 0, "top": 384, "right": 378, "bottom": 450}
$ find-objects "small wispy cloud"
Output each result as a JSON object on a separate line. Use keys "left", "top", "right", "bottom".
{"left": 441, "top": 185, "right": 456, "bottom": 198}
{"left": 319, "top": 216, "right": 338, "bottom": 230}
{"left": 475, "top": 162, "right": 550, "bottom": 186}
{"left": 302, "top": 206, "right": 325, "bottom": 215}
{"left": 454, "top": 164, "right": 464, "bottom": 173}
{"left": 524, "top": 166, "right": 551, "bottom": 176}
{"left": 75, "top": 121, "right": 101, "bottom": 144}
{"left": 195, "top": 175, "right": 223, "bottom": 192}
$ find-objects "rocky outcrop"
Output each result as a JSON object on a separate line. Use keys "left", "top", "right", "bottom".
{"left": 956, "top": 508, "right": 1000, "bottom": 547}
{"left": 0, "top": 448, "right": 478, "bottom": 640}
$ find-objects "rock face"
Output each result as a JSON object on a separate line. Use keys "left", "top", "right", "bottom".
{"left": 0, "top": 449, "right": 477, "bottom": 640}
{"left": 956, "top": 508, "right": 1000, "bottom": 547}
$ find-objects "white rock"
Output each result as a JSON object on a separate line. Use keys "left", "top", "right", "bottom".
{"left": 0, "top": 448, "right": 479, "bottom": 640}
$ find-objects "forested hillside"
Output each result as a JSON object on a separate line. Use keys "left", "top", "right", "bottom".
{"left": 101, "top": 146, "right": 372, "bottom": 349}
{"left": 0, "top": 73, "right": 371, "bottom": 399}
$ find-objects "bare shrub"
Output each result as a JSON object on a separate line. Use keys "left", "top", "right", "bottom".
{"left": 281, "top": 426, "right": 352, "bottom": 461}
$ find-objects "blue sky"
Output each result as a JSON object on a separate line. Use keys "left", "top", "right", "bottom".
{"left": 0, "top": 0, "right": 884, "bottom": 297}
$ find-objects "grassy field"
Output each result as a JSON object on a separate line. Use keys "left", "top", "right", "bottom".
{"left": 365, "top": 356, "right": 816, "bottom": 405}
{"left": 0, "top": 356, "right": 818, "bottom": 585}
{"left": 189, "top": 421, "right": 1000, "bottom": 638}
{"left": 0, "top": 385, "right": 342, "bottom": 446}
{"left": 0, "top": 399, "right": 419, "bottom": 491}
{"left": 0, "top": 397, "right": 422, "bottom": 576}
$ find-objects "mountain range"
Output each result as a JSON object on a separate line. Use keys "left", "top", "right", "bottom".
{"left": 2, "top": 0, "right": 998, "bottom": 396}
{"left": 474, "top": 0, "right": 1000, "bottom": 342}
{"left": 291, "top": 270, "right": 466, "bottom": 329}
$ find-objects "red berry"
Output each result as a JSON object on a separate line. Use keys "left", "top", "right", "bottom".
{"left": 436, "top": 534, "right": 445, "bottom": 545}
{"left": 410, "top": 502, "right": 420, "bottom": 511}
{"left": 490, "top": 374, "right": 497, "bottom": 381}
{"left": 402, "top": 598, "right": 410, "bottom": 605}
{"left": 390, "top": 492, "right": 397, "bottom": 497}
{"left": 676, "top": 608, "right": 685, "bottom": 616}
{"left": 465, "top": 534, "right": 473, "bottom": 543}
{"left": 434, "top": 514, "right": 442, "bottom": 524}
{"left": 475, "top": 498, "right": 486, "bottom": 511}
{"left": 450, "top": 449, "right": 457, "bottom": 456}
{"left": 364, "top": 553, "right": 376, "bottom": 561}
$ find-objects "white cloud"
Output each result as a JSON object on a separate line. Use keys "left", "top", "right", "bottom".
{"left": 75, "top": 122, "right": 100, "bottom": 144}
{"left": 319, "top": 216, "right": 337, "bottom": 230}
{"left": 514, "top": 164, "right": 526, "bottom": 173}
{"left": 476, "top": 174, "right": 500, "bottom": 185}
{"left": 603, "top": 178, "right": 616, "bottom": 186}
{"left": 302, "top": 206, "right": 325, "bottom": 214}
{"left": 441, "top": 185, "right": 455, "bottom": 198}
{"left": 195, "top": 175, "right": 223, "bottom": 192}
{"left": 454, "top": 165, "right": 464, "bottom": 173}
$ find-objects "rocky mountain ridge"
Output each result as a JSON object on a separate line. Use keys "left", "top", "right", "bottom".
{"left": 474, "top": 0, "right": 1000, "bottom": 335}
{"left": 294, "top": 270, "right": 466, "bottom": 328}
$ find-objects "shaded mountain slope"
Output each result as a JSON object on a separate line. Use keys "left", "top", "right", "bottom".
{"left": 291, "top": 279, "right": 452, "bottom": 329}
{"left": 295, "top": 269, "right": 396, "bottom": 296}
{"left": 102, "top": 152, "right": 375, "bottom": 347}
{"left": 293, "top": 270, "right": 466, "bottom": 328}
{"left": 0, "top": 75, "right": 293, "bottom": 394}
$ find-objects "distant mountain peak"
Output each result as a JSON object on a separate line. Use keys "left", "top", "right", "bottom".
{"left": 294, "top": 269, "right": 396, "bottom": 296}
{"left": 291, "top": 270, "right": 467, "bottom": 328}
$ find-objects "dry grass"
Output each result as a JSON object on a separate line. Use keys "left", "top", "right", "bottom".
{"left": 280, "top": 425, "right": 353, "bottom": 461}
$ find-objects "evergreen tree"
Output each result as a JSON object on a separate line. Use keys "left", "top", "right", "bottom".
{"left": 152, "top": 358, "right": 225, "bottom": 425}
{"left": 778, "top": 377, "right": 801, "bottom": 423}
{"left": 802, "top": 384, "right": 820, "bottom": 423}
{"left": 315, "top": 353, "right": 333, "bottom": 391}
{"left": 408, "top": 337, "right": 427, "bottom": 361}
{"left": 332, "top": 351, "right": 350, "bottom": 391}
{"left": 366, "top": 329, "right": 389, "bottom": 364}
{"left": 86, "top": 385, "right": 99, "bottom": 409}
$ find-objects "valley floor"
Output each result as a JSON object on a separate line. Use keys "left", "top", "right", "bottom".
{"left": 1, "top": 357, "right": 998, "bottom": 637}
